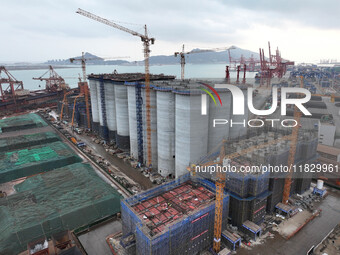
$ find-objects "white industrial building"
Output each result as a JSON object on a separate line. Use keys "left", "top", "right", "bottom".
{"left": 88, "top": 74, "right": 248, "bottom": 178}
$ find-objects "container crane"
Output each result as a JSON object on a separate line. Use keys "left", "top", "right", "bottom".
{"left": 187, "top": 134, "right": 292, "bottom": 252}
{"left": 175, "top": 45, "right": 235, "bottom": 80}
{"left": 76, "top": 8, "right": 155, "bottom": 167}
{"left": 282, "top": 76, "right": 304, "bottom": 204}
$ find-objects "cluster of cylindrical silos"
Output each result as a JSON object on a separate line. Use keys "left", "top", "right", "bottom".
{"left": 89, "top": 78, "right": 248, "bottom": 178}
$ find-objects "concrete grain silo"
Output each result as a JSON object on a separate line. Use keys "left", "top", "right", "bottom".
{"left": 127, "top": 83, "right": 138, "bottom": 159}
{"left": 114, "top": 84, "right": 130, "bottom": 150}
{"left": 104, "top": 80, "right": 117, "bottom": 142}
{"left": 89, "top": 79, "right": 99, "bottom": 133}
{"left": 208, "top": 89, "right": 232, "bottom": 152}
{"left": 155, "top": 86, "right": 175, "bottom": 177}
{"left": 174, "top": 89, "right": 209, "bottom": 178}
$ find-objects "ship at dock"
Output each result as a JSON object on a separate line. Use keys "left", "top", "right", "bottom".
{"left": 0, "top": 65, "right": 74, "bottom": 117}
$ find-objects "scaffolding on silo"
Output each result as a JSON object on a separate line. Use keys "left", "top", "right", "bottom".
{"left": 121, "top": 173, "right": 229, "bottom": 255}
{"left": 135, "top": 82, "right": 144, "bottom": 163}
{"left": 99, "top": 77, "right": 109, "bottom": 140}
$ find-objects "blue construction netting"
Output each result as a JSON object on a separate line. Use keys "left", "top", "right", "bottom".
{"left": 135, "top": 82, "right": 144, "bottom": 163}
{"left": 225, "top": 171, "right": 270, "bottom": 198}
{"left": 121, "top": 174, "right": 229, "bottom": 255}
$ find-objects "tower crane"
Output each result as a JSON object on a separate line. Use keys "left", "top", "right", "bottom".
{"left": 68, "top": 52, "right": 92, "bottom": 130}
{"left": 60, "top": 90, "right": 74, "bottom": 121}
{"left": 282, "top": 76, "right": 304, "bottom": 204}
{"left": 175, "top": 45, "right": 235, "bottom": 80}
{"left": 69, "top": 52, "right": 130, "bottom": 82}
{"left": 187, "top": 134, "right": 292, "bottom": 252}
{"left": 69, "top": 52, "right": 129, "bottom": 130}
{"left": 76, "top": 8, "right": 155, "bottom": 167}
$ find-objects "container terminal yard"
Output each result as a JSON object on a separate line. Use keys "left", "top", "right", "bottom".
{"left": 1, "top": 4, "right": 340, "bottom": 255}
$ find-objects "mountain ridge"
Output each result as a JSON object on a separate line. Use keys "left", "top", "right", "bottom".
{"left": 45, "top": 47, "right": 260, "bottom": 66}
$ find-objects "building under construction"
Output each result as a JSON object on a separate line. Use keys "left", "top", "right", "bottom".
{"left": 56, "top": 72, "right": 320, "bottom": 253}
{"left": 120, "top": 173, "right": 229, "bottom": 255}
{"left": 215, "top": 130, "right": 318, "bottom": 226}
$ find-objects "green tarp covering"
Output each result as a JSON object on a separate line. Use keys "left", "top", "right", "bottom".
{"left": 0, "top": 141, "right": 81, "bottom": 184}
{"left": 0, "top": 163, "right": 122, "bottom": 255}
{"left": 0, "top": 132, "right": 60, "bottom": 152}
{"left": 0, "top": 113, "right": 47, "bottom": 133}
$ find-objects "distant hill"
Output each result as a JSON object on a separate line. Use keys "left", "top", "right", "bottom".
{"left": 146, "top": 46, "right": 259, "bottom": 65}
{"left": 45, "top": 47, "right": 259, "bottom": 66}
{"left": 45, "top": 52, "right": 130, "bottom": 65}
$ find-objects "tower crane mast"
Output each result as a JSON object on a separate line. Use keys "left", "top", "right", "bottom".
{"left": 76, "top": 8, "right": 155, "bottom": 167}
{"left": 282, "top": 76, "right": 304, "bottom": 204}
{"left": 70, "top": 52, "right": 88, "bottom": 83}
{"left": 175, "top": 45, "right": 235, "bottom": 80}
{"left": 69, "top": 52, "right": 92, "bottom": 130}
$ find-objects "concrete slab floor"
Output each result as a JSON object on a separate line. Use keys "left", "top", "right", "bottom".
{"left": 78, "top": 220, "right": 122, "bottom": 255}
{"left": 275, "top": 210, "right": 313, "bottom": 238}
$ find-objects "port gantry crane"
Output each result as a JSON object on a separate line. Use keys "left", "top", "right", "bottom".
{"left": 0, "top": 66, "right": 24, "bottom": 104}
{"left": 33, "top": 65, "right": 69, "bottom": 92}
{"left": 175, "top": 45, "right": 236, "bottom": 80}
{"left": 187, "top": 134, "right": 292, "bottom": 253}
{"left": 76, "top": 8, "right": 155, "bottom": 168}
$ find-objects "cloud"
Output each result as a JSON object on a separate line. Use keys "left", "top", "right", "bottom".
{"left": 0, "top": 0, "right": 339, "bottom": 62}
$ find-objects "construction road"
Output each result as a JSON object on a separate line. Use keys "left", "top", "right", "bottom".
{"left": 238, "top": 188, "right": 340, "bottom": 254}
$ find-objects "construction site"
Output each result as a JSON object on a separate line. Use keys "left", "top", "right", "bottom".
{"left": 1, "top": 4, "right": 340, "bottom": 255}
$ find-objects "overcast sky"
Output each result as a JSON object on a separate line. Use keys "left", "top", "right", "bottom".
{"left": 1, "top": 0, "right": 339, "bottom": 63}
